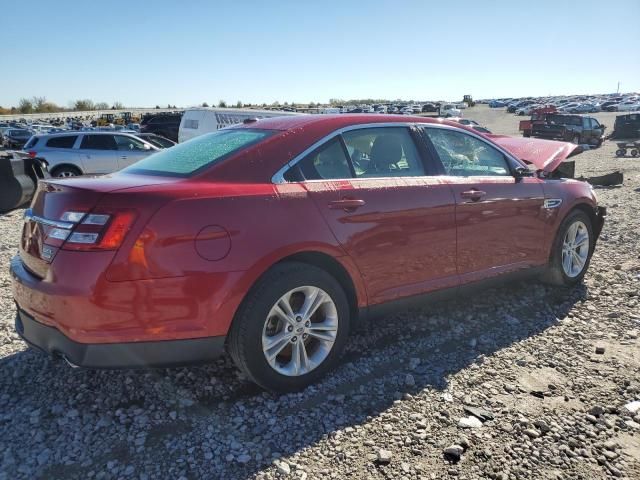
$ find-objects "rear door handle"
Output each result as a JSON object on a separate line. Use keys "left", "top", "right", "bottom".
{"left": 461, "top": 189, "right": 486, "bottom": 201}
{"left": 120, "top": 156, "right": 128, "bottom": 159}
{"left": 328, "top": 199, "right": 366, "bottom": 211}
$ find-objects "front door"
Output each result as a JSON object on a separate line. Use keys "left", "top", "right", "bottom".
{"left": 114, "top": 134, "right": 153, "bottom": 168}
{"left": 297, "top": 126, "right": 458, "bottom": 305}
{"left": 420, "top": 126, "right": 547, "bottom": 283}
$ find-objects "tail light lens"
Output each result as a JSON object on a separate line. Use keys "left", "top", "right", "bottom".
{"left": 49, "top": 210, "right": 137, "bottom": 251}
{"left": 27, "top": 150, "right": 37, "bottom": 158}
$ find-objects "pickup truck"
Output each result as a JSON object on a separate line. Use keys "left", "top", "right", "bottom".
{"left": 530, "top": 114, "right": 605, "bottom": 146}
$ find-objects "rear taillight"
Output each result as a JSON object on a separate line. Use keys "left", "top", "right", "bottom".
{"left": 45, "top": 210, "right": 137, "bottom": 251}
{"left": 27, "top": 150, "right": 36, "bottom": 158}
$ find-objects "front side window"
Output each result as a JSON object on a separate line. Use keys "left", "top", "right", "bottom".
{"left": 423, "top": 128, "right": 510, "bottom": 177}
{"left": 297, "top": 138, "right": 352, "bottom": 180}
{"left": 341, "top": 127, "right": 425, "bottom": 178}
{"left": 124, "top": 128, "right": 273, "bottom": 176}
{"left": 80, "top": 134, "right": 117, "bottom": 150}
{"left": 114, "top": 135, "right": 147, "bottom": 151}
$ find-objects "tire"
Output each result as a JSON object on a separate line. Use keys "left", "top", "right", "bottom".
{"left": 615, "top": 149, "right": 625, "bottom": 157}
{"left": 543, "top": 210, "right": 594, "bottom": 286}
{"left": 51, "top": 165, "right": 81, "bottom": 178}
{"left": 227, "top": 262, "right": 350, "bottom": 392}
{"left": 631, "top": 149, "right": 639, "bottom": 157}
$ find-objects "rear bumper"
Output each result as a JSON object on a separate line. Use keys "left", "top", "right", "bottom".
{"left": 11, "top": 253, "right": 243, "bottom": 343}
{"left": 16, "top": 308, "right": 226, "bottom": 369}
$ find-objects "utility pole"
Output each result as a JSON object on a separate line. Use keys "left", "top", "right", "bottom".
{"left": 617, "top": 81, "right": 620, "bottom": 94}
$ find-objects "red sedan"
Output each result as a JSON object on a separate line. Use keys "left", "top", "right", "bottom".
{"left": 11, "top": 115, "right": 605, "bottom": 392}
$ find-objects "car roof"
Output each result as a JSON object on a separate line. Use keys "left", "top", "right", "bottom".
{"left": 208, "top": 114, "right": 481, "bottom": 184}
{"left": 233, "top": 113, "right": 452, "bottom": 132}
{"left": 39, "top": 131, "right": 137, "bottom": 137}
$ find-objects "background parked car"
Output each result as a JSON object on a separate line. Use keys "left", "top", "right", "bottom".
{"left": 2, "top": 128, "right": 33, "bottom": 149}
{"left": 136, "top": 133, "right": 176, "bottom": 149}
{"left": 530, "top": 114, "right": 605, "bottom": 146}
{"left": 24, "top": 131, "right": 159, "bottom": 177}
{"left": 617, "top": 101, "right": 640, "bottom": 112}
{"left": 139, "top": 113, "right": 183, "bottom": 142}
{"left": 440, "top": 104, "right": 462, "bottom": 117}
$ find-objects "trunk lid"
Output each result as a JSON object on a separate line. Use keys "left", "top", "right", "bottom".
{"left": 19, "top": 173, "right": 177, "bottom": 278}
{"left": 488, "top": 135, "right": 582, "bottom": 173}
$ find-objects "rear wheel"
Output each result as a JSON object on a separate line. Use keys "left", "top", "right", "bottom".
{"left": 50, "top": 165, "right": 81, "bottom": 178}
{"left": 543, "top": 210, "right": 594, "bottom": 286}
{"left": 227, "top": 262, "right": 350, "bottom": 392}
{"left": 631, "top": 149, "right": 639, "bottom": 157}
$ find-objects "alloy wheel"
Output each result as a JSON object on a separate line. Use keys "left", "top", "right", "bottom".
{"left": 261, "top": 286, "right": 338, "bottom": 376}
{"left": 561, "top": 220, "right": 589, "bottom": 278}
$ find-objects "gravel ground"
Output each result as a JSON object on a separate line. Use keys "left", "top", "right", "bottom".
{"left": 1, "top": 106, "right": 639, "bottom": 480}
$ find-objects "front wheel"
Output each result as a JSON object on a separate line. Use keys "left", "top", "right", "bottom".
{"left": 227, "top": 262, "right": 350, "bottom": 392}
{"left": 543, "top": 210, "right": 594, "bottom": 286}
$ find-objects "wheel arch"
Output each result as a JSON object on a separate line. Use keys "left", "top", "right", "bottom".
{"left": 227, "top": 249, "right": 366, "bottom": 337}
{"left": 274, "top": 251, "right": 361, "bottom": 324}
{"left": 571, "top": 202, "right": 603, "bottom": 241}
{"left": 548, "top": 201, "right": 601, "bottom": 262}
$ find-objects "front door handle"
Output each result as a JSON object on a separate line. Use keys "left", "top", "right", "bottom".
{"left": 461, "top": 189, "right": 486, "bottom": 201}
{"left": 328, "top": 198, "right": 365, "bottom": 211}
{"left": 120, "top": 155, "right": 128, "bottom": 159}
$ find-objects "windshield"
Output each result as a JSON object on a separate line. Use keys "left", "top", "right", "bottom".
{"left": 124, "top": 128, "right": 274, "bottom": 176}
{"left": 10, "top": 129, "right": 31, "bottom": 136}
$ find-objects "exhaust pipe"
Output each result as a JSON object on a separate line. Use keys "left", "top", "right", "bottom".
{"left": 56, "top": 353, "right": 80, "bottom": 369}
{"left": 63, "top": 356, "right": 80, "bottom": 369}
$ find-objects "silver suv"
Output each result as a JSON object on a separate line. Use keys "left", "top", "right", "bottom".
{"left": 24, "top": 132, "right": 159, "bottom": 177}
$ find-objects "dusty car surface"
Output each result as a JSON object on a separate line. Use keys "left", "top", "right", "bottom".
{"left": 10, "top": 114, "right": 605, "bottom": 392}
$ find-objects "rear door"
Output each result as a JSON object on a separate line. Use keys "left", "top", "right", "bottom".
{"left": 295, "top": 125, "right": 458, "bottom": 305}
{"left": 420, "top": 126, "right": 547, "bottom": 284}
{"left": 78, "top": 134, "right": 119, "bottom": 173}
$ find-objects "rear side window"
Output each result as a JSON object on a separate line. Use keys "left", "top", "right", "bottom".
{"left": 298, "top": 138, "right": 352, "bottom": 180}
{"left": 24, "top": 137, "right": 39, "bottom": 149}
{"left": 124, "top": 128, "right": 273, "bottom": 176}
{"left": 80, "top": 135, "right": 117, "bottom": 150}
{"left": 46, "top": 135, "right": 77, "bottom": 148}
{"left": 183, "top": 119, "right": 199, "bottom": 129}
{"left": 342, "top": 127, "right": 425, "bottom": 177}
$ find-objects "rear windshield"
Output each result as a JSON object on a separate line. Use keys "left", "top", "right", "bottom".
{"left": 124, "top": 128, "right": 274, "bottom": 176}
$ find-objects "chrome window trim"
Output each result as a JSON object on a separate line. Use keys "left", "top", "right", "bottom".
{"left": 23, "top": 209, "right": 74, "bottom": 230}
{"left": 271, "top": 121, "right": 526, "bottom": 184}
{"left": 271, "top": 122, "right": 419, "bottom": 184}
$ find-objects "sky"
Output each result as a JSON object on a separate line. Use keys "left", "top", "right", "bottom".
{"left": 1, "top": 0, "right": 639, "bottom": 108}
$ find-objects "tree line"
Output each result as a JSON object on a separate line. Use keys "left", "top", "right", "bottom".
{"left": 0, "top": 96, "right": 406, "bottom": 116}
{"left": 0, "top": 97, "right": 127, "bottom": 115}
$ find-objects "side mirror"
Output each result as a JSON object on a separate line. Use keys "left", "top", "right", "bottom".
{"left": 514, "top": 165, "right": 535, "bottom": 179}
